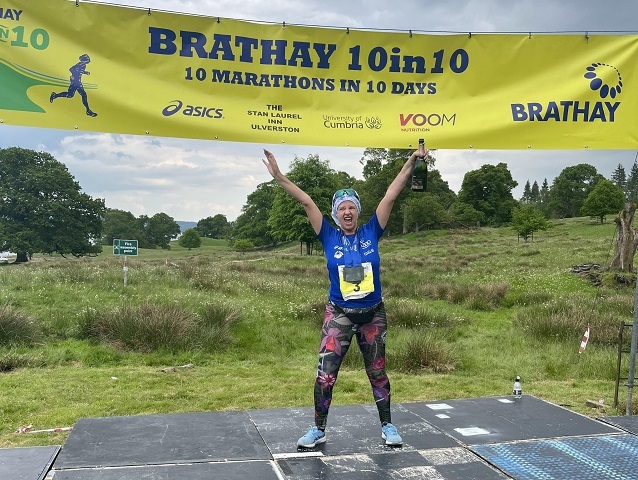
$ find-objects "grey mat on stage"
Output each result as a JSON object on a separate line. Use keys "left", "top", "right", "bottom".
{"left": 471, "top": 433, "right": 638, "bottom": 480}
{"left": 25, "top": 397, "right": 638, "bottom": 479}
{"left": 598, "top": 414, "right": 638, "bottom": 435}
{"left": 277, "top": 448, "right": 509, "bottom": 479}
{"left": 0, "top": 445, "right": 59, "bottom": 480}
{"left": 250, "top": 403, "right": 458, "bottom": 456}
{"left": 54, "top": 411, "right": 270, "bottom": 469}
{"left": 402, "top": 395, "right": 620, "bottom": 444}
{"left": 47, "top": 460, "right": 282, "bottom": 480}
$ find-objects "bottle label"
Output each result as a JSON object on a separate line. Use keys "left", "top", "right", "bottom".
{"left": 411, "top": 176, "right": 425, "bottom": 191}
{"left": 411, "top": 159, "right": 427, "bottom": 192}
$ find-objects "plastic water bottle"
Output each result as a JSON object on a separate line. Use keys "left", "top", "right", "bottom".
{"left": 512, "top": 376, "right": 522, "bottom": 399}
{"left": 411, "top": 138, "right": 427, "bottom": 192}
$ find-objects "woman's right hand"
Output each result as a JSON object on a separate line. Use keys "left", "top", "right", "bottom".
{"left": 261, "top": 149, "right": 323, "bottom": 233}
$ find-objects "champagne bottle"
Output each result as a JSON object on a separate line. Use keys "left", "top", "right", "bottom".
{"left": 411, "top": 138, "right": 427, "bottom": 192}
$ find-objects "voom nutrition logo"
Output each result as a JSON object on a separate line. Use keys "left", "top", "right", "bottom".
{"left": 511, "top": 62, "right": 623, "bottom": 123}
{"left": 398, "top": 111, "right": 457, "bottom": 133}
{"left": 162, "top": 100, "right": 223, "bottom": 119}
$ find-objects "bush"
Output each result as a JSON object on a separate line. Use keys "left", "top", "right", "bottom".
{"left": 0, "top": 305, "right": 42, "bottom": 347}
{"left": 417, "top": 281, "right": 508, "bottom": 310}
{"left": 195, "top": 302, "right": 242, "bottom": 349}
{"left": 77, "top": 302, "right": 241, "bottom": 353}
{"left": 294, "top": 297, "right": 327, "bottom": 325}
{"left": 393, "top": 333, "right": 458, "bottom": 373}
{"left": 0, "top": 351, "right": 44, "bottom": 372}
{"left": 233, "top": 239, "right": 254, "bottom": 253}
{"left": 178, "top": 228, "right": 202, "bottom": 250}
{"left": 386, "top": 299, "right": 461, "bottom": 329}
{"left": 504, "top": 290, "right": 553, "bottom": 307}
{"left": 513, "top": 297, "right": 624, "bottom": 346}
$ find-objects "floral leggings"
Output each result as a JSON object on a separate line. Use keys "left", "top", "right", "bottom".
{"left": 313, "top": 302, "right": 391, "bottom": 429}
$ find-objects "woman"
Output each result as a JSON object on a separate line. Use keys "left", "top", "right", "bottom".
{"left": 262, "top": 144, "right": 426, "bottom": 448}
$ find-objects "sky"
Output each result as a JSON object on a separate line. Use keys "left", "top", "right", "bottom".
{"left": 2, "top": 0, "right": 638, "bottom": 222}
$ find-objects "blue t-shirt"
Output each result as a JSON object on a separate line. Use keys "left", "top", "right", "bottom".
{"left": 317, "top": 213, "right": 384, "bottom": 308}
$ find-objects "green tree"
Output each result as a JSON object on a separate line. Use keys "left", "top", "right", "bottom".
{"left": 401, "top": 193, "right": 448, "bottom": 232}
{"left": 135, "top": 215, "right": 152, "bottom": 248}
{"left": 0, "top": 147, "right": 105, "bottom": 261}
{"left": 625, "top": 159, "right": 638, "bottom": 202}
{"left": 359, "top": 147, "right": 386, "bottom": 179}
{"left": 530, "top": 181, "right": 540, "bottom": 203}
{"left": 580, "top": 179, "right": 625, "bottom": 224}
{"left": 233, "top": 238, "right": 254, "bottom": 254}
{"left": 196, "top": 214, "right": 230, "bottom": 238}
{"left": 268, "top": 154, "right": 339, "bottom": 254}
{"left": 611, "top": 163, "right": 627, "bottom": 199}
{"left": 144, "top": 212, "right": 180, "bottom": 249}
{"left": 358, "top": 147, "right": 453, "bottom": 235}
{"left": 457, "top": 163, "right": 518, "bottom": 226}
{"left": 422, "top": 168, "right": 456, "bottom": 209}
{"left": 511, "top": 204, "right": 550, "bottom": 242}
{"left": 521, "top": 180, "right": 532, "bottom": 204}
{"left": 234, "top": 182, "right": 277, "bottom": 247}
{"left": 102, "top": 209, "right": 145, "bottom": 246}
{"left": 178, "top": 228, "right": 202, "bottom": 250}
{"left": 449, "top": 201, "right": 485, "bottom": 226}
{"left": 358, "top": 148, "right": 421, "bottom": 233}
{"left": 548, "top": 163, "right": 603, "bottom": 218}
{"left": 539, "top": 178, "right": 551, "bottom": 216}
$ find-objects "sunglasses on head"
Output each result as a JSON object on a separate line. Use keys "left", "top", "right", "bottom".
{"left": 333, "top": 189, "right": 359, "bottom": 202}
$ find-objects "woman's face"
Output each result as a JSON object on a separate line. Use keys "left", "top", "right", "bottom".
{"left": 337, "top": 200, "right": 358, "bottom": 234}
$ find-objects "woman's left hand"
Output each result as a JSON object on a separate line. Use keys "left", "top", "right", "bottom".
{"left": 410, "top": 144, "right": 427, "bottom": 161}
{"left": 262, "top": 149, "right": 281, "bottom": 178}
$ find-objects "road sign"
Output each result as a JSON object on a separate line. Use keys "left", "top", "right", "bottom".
{"left": 113, "top": 239, "right": 138, "bottom": 256}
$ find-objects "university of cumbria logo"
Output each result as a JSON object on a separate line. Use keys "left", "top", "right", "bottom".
{"left": 583, "top": 62, "right": 622, "bottom": 99}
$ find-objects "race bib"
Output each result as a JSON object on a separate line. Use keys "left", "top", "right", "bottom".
{"left": 338, "top": 262, "right": 374, "bottom": 300}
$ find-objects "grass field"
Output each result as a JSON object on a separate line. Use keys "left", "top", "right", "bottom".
{"left": 0, "top": 219, "right": 636, "bottom": 448}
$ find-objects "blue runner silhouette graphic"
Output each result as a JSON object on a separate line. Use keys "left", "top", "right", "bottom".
{"left": 50, "top": 54, "right": 97, "bottom": 117}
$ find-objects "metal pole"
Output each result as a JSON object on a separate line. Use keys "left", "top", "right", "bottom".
{"left": 626, "top": 280, "right": 638, "bottom": 415}
{"left": 123, "top": 256, "right": 128, "bottom": 286}
{"left": 615, "top": 322, "right": 624, "bottom": 408}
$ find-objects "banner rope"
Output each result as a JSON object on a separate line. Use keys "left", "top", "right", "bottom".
{"left": 73, "top": 1, "right": 638, "bottom": 35}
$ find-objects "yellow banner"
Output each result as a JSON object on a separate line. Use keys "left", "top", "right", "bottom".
{"left": 2, "top": 0, "right": 638, "bottom": 149}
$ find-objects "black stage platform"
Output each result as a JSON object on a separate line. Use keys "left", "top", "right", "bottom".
{"left": 1, "top": 395, "right": 637, "bottom": 479}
